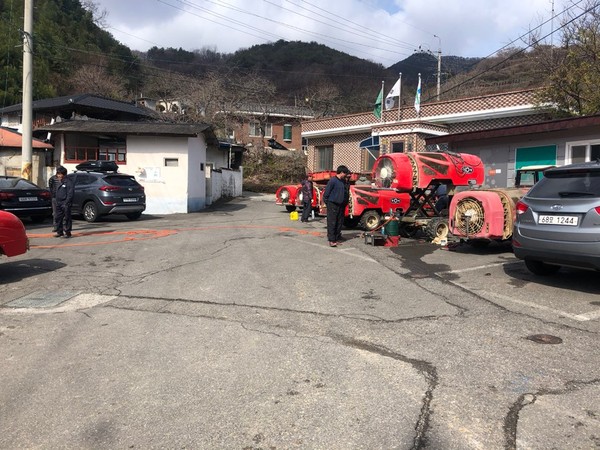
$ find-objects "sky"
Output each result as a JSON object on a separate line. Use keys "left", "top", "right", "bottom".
{"left": 91, "top": 0, "right": 572, "bottom": 67}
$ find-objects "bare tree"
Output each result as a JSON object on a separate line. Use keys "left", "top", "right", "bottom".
{"left": 67, "top": 63, "right": 127, "bottom": 99}
{"left": 535, "top": 0, "right": 600, "bottom": 116}
{"left": 303, "top": 82, "right": 340, "bottom": 118}
{"left": 80, "top": 0, "right": 108, "bottom": 28}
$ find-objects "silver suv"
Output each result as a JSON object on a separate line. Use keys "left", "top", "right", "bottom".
{"left": 513, "top": 161, "right": 600, "bottom": 274}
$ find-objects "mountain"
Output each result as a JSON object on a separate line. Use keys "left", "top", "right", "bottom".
{"left": 0, "top": 1, "right": 546, "bottom": 115}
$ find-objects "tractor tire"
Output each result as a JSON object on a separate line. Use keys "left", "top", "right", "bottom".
{"left": 425, "top": 217, "right": 450, "bottom": 241}
{"left": 359, "top": 210, "right": 381, "bottom": 231}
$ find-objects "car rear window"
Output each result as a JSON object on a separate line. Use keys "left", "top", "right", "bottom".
{"left": 0, "top": 178, "right": 39, "bottom": 189}
{"left": 103, "top": 175, "right": 140, "bottom": 187}
{"left": 528, "top": 172, "right": 600, "bottom": 198}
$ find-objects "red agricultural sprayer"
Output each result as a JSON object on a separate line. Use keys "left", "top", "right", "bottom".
{"left": 371, "top": 152, "right": 485, "bottom": 239}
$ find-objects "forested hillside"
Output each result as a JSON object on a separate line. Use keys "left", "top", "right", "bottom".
{"left": 0, "top": 0, "right": 548, "bottom": 115}
{"left": 0, "top": 0, "right": 142, "bottom": 107}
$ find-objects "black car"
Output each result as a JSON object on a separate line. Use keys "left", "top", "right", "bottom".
{"left": 0, "top": 176, "right": 52, "bottom": 223}
{"left": 68, "top": 161, "right": 146, "bottom": 222}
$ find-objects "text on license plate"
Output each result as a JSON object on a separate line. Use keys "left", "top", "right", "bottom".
{"left": 19, "top": 196, "right": 37, "bottom": 202}
{"left": 538, "top": 214, "right": 579, "bottom": 226}
{"left": 123, "top": 198, "right": 138, "bottom": 202}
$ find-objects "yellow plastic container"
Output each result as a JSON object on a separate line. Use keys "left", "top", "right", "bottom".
{"left": 289, "top": 211, "right": 299, "bottom": 221}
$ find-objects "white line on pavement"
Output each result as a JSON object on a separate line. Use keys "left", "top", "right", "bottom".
{"left": 438, "top": 261, "right": 520, "bottom": 275}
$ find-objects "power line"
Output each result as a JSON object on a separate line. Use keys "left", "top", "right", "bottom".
{"left": 429, "top": 0, "right": 591, "bottom": 101}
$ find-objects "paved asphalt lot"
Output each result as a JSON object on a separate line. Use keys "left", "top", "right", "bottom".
{"left": 1, "top": 193, "right": 599, "bottom": 449}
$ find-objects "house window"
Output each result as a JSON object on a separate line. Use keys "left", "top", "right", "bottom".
{"left": 64, "top": 147, "right": 126, "bottom": 164}
{"left": 316, "top": 145, "right": 333, "bottom": 171}
{"left": 99, "top": 147, "right": 127, "bottom": 162}
{"left": 362, "top": 147, "right": 379, "bottom": 171}
{"left": 566, "top": 141, "right": 600, "bottom": 164}
{"left": 249, "top": 121, "right": 272, "bottom": 137}
{"left": 164, "top": 158, "right": 179, "bottom": 167}
{"left": 391, "top": 141, "right": 404, "bottom": 153}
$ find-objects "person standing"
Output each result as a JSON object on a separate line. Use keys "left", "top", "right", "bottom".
{"left": 300, "top": 174, "right": 314, "bottom": 223}
{"left": 48, "top": 168, "right": 60, "bottom": 232}
{"left": 53, "top": 166, "right": 74, "bottom": 238}
{"left": 323, "top": 165, "right": 350, "bottom": 247}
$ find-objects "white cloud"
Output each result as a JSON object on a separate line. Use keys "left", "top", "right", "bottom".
{"left": 94, "top": 0, "right": 567, "bottom": 66}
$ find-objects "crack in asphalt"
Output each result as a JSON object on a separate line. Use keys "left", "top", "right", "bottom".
{"left": 104, "top": 296, "right": 439, "bottom": 450}
{"left": 107, "top": 293, "right": 452, "bottom": 324}
{"left": 503, "top": 378, "right": 600, "bottom": 449}
{"left": 326, "top": 334, "right": 437, "bottom": 450}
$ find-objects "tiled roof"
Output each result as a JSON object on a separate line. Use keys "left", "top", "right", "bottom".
{"left": 35, "top": 119, "right": 217, "bottom": 143}
{"left": 302, "top": 89, "right": 542, "bottom": 135}
{"left": 0, "top": 126, "right": 53, "bottom": 149}
{"left": 0, "top": 93, "right": 157, "bottom": 118}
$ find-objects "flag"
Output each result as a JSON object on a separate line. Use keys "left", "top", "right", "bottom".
{"left": 373, "top": 86, "right": 383, "bottom": 119}
{"left": 385, "top": 77, "right": 401, "bottom": 110}
{"left": 414, "top": 74, "right": 422, "bottom": 115}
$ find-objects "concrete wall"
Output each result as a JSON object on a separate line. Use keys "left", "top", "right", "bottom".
{"left": 209, "top": 167, "right": 243, "bottom": 204}
{"left": 126, "top": 135, "right": 202, "bottom": 215}
{"left": 187, "top": 137, "right": 207, "bottom": 212}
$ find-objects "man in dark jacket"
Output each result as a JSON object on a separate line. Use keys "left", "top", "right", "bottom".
{"left": 48, "top": 168, "right": 60, "bottom": 232}
{"left": 300, "top": 174, "right": 314, "bottom": 223}
{"left": 53, "top": 166, "right": 74, "bottom": 238}
{"left": 323, "top": 165, "right": 350, "bottom": 247}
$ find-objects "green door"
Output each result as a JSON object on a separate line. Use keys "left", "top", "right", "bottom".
{"left": 515, "top": 145, "right": 557, "bottom": 169}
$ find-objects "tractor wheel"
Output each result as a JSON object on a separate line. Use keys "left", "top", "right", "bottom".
{"left": 425, "top": 217, "right": 450, "bottom": 241}
{"left": 359, "top": 210, "right": 381, "bottom": 231}
{"left": 285, "top": 205, "right": 296, "bottom": 212}
{"left": 525, "top": 260, "right": 561, "bottom": 276}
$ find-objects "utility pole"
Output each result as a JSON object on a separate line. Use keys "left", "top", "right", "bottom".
{"left": 21, "top": 0, "right": 33, "bottom": 181}
{"left": 434, "top": 34, "right": 441, "bottom": 101}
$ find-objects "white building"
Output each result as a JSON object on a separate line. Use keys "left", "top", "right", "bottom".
{"left": 36, "top": 120, "right": 243, "bottom": 214}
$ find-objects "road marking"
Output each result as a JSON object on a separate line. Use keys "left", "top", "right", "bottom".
{"left": 438, "top": 261, "right": 520, "bottom": 275}
{"left": 439, "top": 262, "right": 598, "bottom": 322}
{"left": 1, "top": 293, "right": 116, "bottom": 314}
{"left": 29, "top": 229, "right": 178, "bottom": 248}
{"left": 573, "top": 309, "right": 600, "bottom": 321}
{"left": 28, "top": 225, "right": 324, "bottom": 249}
{"left": 485, "top": 291, "right": 592, "bottom": 322}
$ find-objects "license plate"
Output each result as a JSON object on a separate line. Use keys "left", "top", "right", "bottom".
{"left": 19, "top": 196, "right": 37, "bottom": 202}
{"left": 123, "top": 198, "right": 138, "bottom": 203}
{"left": 538, "top": 214, "right": 579, "bottom": 226}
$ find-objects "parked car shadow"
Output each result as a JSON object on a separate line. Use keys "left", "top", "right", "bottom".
{"left": 0, "top": 258, "right": 66, "bottom": 283}
{"left": 503, "top": 261, "right": 600, "bottom": 295}
{"left": 71, "top": 214, "right": 164, "bottom": 224}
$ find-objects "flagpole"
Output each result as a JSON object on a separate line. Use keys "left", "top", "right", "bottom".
{"left": 415, "top": 73, "right": 422, "bottom": 119}
{"left": 380, "top": 80, "right": 385, "bottom": 123}
{"left": 397, "top": 72, "right": 402, "bottom": 122}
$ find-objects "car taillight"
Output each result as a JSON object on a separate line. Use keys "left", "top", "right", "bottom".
{"left": 595, "top": 206, "right": 600, "bottom": 215}
{"left": 40, "top": 191, "right": 51, "bottom": 200}
{"left": 0, "top": 192, "right": 16, "bottom": 200}
{"left": 99, "top": 185, "right": 120, "bottom": 192}
{"left": 516, "top": 200, "right": 529, "bottom": 215}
